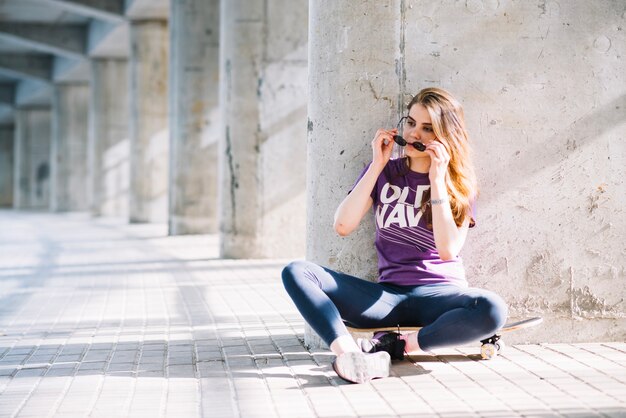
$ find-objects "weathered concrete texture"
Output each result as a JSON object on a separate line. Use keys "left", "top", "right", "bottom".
{"left": 13, "top": 108, "right": 51, "bottom": 209}
{"left": 0, "top": 125, "right": 14, "bottom": 207}
{"left": 168, "top": 0, "right": 220, "bottom": 235}
{"left": 129, "top": 20, "right": 169, "bottom": 223}
{"left": 50, "top": 83, "right": 89, "bottom": 212}
{"left": 219, "top": 0, "right": 307, "bottom": 258}
{"left": 306, "top": 0, "right": 625, "bottom": 346}
{"left": 306, "top": 1, "right": 403, "bottom": 347}
{"left": 88, "top": 59, "right": 130, "bottom": 218}
{"left": 399, "top": 0, "right": 625, "bottom": 344}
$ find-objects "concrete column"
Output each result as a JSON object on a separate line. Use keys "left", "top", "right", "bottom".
{"left": 50, "top": 83, "right": 89, "bottom": 212}
{"left": 219, "top": 0, "right": 308, "bottom": 258}
{"left": 88, "top": 59, "right": 130, "bottom": 218}
{"left": 0, "top": 125, "right": 14, "bottom": 207}
{"left": 129, "top": 20, "right": 169, "bottom": 223}
{"left": 13, "top": 108, "right": 52, "bottom": 210}
{"left": 168, "top": 0, "right": 220, "bottom": 235}
{"left": 306, "top": 3, "right": 402, "bottom": 346}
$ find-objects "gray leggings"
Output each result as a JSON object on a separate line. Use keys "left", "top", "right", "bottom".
{"left": 282, "top": 260, "right": 508, "bottom": 351}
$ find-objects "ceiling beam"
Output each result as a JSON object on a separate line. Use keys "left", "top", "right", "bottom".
{"left": 87, "top": 19, "right": 128, "bottom": 57}
{"left": 0, "top": 23, "right": 87, "bottom": 59}
{"left": 41, "top": 0, "right": 126, "bottom": 23}
{"left": 15, "top": 80, "right": 53, "bottom": 107}
{"left": 0, "top": 54, "right": 53, "bottom": 83}
{"left": 53, "top": 56, "right": 90, "bottom": 82}
{"left": 124, "top": 0, "right": 169, "bottom": 20}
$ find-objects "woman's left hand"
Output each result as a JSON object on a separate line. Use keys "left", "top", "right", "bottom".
{"left": 424, "top": 140, "right": 450, "bottom": 185}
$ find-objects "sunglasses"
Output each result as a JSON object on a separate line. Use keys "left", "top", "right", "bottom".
{"left": 392, "top": 116, "right": 426, "bottom": 152}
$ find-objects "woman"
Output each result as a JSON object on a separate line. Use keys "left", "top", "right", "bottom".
{"left": 282, "top": 87, "right": 508, "bottom": 384}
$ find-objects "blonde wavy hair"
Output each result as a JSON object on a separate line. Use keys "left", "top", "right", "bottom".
{"left": 407, "top": 87, "right": 478, "bottom": 228}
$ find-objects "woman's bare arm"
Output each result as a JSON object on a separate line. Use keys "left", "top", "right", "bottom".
{"left": 429, "top": 181, "right": 470, "bottom": 260}
{"left": 333, "top": 128, "right": 396, "bottom": 236}
{"left": 333, "top": 166, "right": 378, "bottom": 236}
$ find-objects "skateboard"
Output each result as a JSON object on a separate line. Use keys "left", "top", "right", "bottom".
{"left": 344, "top": 317, "right": 543, "bottom": 360}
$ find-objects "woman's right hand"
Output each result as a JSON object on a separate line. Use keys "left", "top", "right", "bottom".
{"left": 372, "top": 128, "right": 396, "bottom": 170}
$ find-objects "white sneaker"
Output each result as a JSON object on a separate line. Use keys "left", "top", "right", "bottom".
{"left": 332, "top": 351, "right": 391, "bottom": 384}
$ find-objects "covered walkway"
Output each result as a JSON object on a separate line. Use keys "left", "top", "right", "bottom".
{"left": 0, "top": 211, "right": 624, "bottom": 417}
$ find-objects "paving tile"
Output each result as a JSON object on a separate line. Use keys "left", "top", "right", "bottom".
{"left": 0, "top": 212, "right": 624, "bottom": 418}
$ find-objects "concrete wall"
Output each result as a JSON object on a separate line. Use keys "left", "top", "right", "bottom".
{"left": 168, "top": 0, "right": 220, "bottom": 235}
{"left": 89, "top": 59, "right": 130, "bottom": 218}
{"left": 51, "top": 83, "right": 89, "bottom": 212}
{"left": 0, "top": 125, "right": 14, "bottom": 207}
{"left": 307, "top": 0, "right": 625, "bottom": 346}
{"left": 13, "top": 108, "right": 52, "bottom": 210}
{"left": 219, "top": 0, "right": 307, "bottom": 258}
{"left": 405, "top": 0, "right": 625, "bottom": 343}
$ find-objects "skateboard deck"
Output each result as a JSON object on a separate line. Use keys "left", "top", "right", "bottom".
{"left": 344, "top": 317, "right": 543, "bottom": 360}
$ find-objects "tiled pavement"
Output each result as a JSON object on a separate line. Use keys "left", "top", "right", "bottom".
{"left": 0, "top": 211, "right": 624, "bottom": 418}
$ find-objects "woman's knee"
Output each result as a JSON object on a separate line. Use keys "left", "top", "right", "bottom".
{"left": 281, "top": 260, "right": 318, "bottom": 290}
{"left": 281, "top": 260, "right": 302, "bottom": 287}
{"left": 474, "top": 291, "right": 508, "bottom": 332}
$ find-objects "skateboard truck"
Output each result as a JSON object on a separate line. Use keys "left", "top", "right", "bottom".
{"left": 479, "top": 334, "right": 505, "bottom": 360}
{"left": 478, "top": 317, "right": 543, "bottom": 359}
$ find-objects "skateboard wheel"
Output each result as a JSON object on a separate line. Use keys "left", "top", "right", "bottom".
{"left": 495, "top": 340, "right": 505, "bottom": 354}
{"left": 481, "top": 343, "right": 498, "bottom": 360}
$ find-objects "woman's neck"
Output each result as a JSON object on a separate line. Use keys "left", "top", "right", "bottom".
{"left": 407, "top": 156, "right": 430, "bottom": 174}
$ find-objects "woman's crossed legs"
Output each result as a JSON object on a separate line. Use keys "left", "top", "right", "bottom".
{"left": 281, "top": 260, "right": 508, "bottom": 354}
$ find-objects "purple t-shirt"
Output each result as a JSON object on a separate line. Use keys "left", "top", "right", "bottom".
{"left": 351, "top": 158, "right": 474, "bottom": 287}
